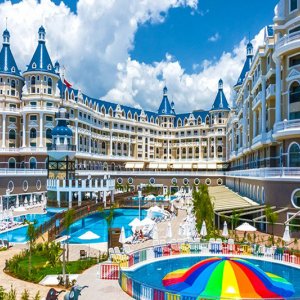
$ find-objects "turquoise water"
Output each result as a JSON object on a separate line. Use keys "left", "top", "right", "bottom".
{"left": 132, "top": 196, "right": 176, "bottom": 201}
{"left": 0, "top": 212, "right": 55, "bottom": 243}
{"left": 63, "top": 208, "right": 146, "bottom": 244}
{"left": 125, "top": 256, "right": 300, "bottom": 297}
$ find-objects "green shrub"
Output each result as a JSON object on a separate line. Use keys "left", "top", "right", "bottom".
{"left": 21, "top": 289, "right": 30, "bottom": 300}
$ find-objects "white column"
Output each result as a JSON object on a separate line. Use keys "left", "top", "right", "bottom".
{"left": 68, "top": 191, "right": 72, "bottom": 209}
{"left": 75, "top": 121, "right": 78, "bottom": 151}
{"left": 89, "top": 128, "right": 92, "bottom": 153}
{"left": 199, "top": 139, "right": 202, "bottom": 159}
{"left": 253, "top": 110, "right": 257, "bottom": 138}
{"left": 261, "top": 77, "right": 266, "bottom": 135}
{"left": 231, "top": 128, "right": 234, "bottom": 152}
{"left": 167, "top": 140, "right": 170, "bottom": 161}
{"left": 275, "top": 57, "right": 282, "bottom": 124}
{"left": 57, "top": 191, "right": 61, "bottom": 207}
{"left": 109, "top": 132, "right": 113, "bottom": 156}
{"left": 207, "top": 138, "right": 210, "bottom": 158}
{"left": 243, "top": 103, "right": 247, "bottom": 147}
{"left": 39, "top": 113, "right": 43, "bottom": 147}
{"left": 78, "top": 192, "right": 82, "bottom": 206}
{"left": 214, "top": 138, "right": 217, "bottom": 159}
{"left": 128, "top": 136, "right": 131, "bottom": 157}
{"left": 22, "top": 114, "right": 26, "bottom": 147}
{"left": 2, "top": 114, "right": 6, "bottom": 148}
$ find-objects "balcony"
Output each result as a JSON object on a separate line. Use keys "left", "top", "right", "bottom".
{"left": 47, "top": 144, "right": 76, "bottom": 151}
{"left": 266, "top": 84, "right": 275, "bottom": 100}
{"left": 252, "top": 92, "right": 262, "bottom": 110}
{"left": 252, "top": 134, "right": 262, "bottom": 147}
{"left": 273, "top": 119, "right": 300, "bottom": 139}
{"left": 276, "top": 31, "right": 300, "bottom": 56}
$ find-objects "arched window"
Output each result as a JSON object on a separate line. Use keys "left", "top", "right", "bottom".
{"left": 289, "top": 143, "right": 300, "bottom": 167}
{"left": 184, "top": 118, "right": 188, "bottom": 125}
{"left": 205, "top": 116, "right": 210, "bottom": 125}
{"left": 102, "top": 142, "right": 106, "bottom": 149}
{"left": 47, "top": 78, "right": 52, "bottom": 94}
{"left": 29, "top": 157, "right": 37, "bottom": 169}
{"left": 109, "top": 107, "right": 113, "bottom": 117}
{"left": 197, "top": 117, "right": 202, "bottom": 125}
{"left": 11, "top": 80, "right": 15, "bottom": 88}
{"left": 128, "top": 111, "right": 132, "bottom": 119}
{"left": 101, "top": 106, "right": 106, "bottom": 115}
{"left": 218, "top": 146, "right": 222, "bottom": 153}
{"left": 8, "top": 157, "right": 16, "bottom": 169}
{"left": 9, "top": 129, "right": 16, "bottom": 139}
{"left": 134, "top": 113, "right": 138, "bottom": 121}
{"left": 117, "top": 143, "right": 121, "bottom": 150}
{"left": 46, "top": 128, "right": 52, "bottom": 139}
{"left": 177, "top": 119, "right": 182, "bottom": 127}
{"left": 30, "top": 128, "right": 37, "bottom": 139}
{"left": 124, "top": 144, "right": 127, "bottom": 151}
{"left": 31, "top": 76, "right": 36, "bottom": 85}
{"left": 289, "top": 81, "right": 300, "bottom": 120}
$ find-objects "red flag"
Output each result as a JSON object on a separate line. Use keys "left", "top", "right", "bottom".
{"left": 64, "top": 78, "right": 72, "bottom": 88}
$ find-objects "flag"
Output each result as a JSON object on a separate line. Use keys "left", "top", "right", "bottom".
{"left": 63, "top": 78, "right": 72, "bottom": 88}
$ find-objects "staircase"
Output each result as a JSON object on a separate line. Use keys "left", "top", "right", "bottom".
{"left": 208, "top": 186, "right": 257, "bottom": 211}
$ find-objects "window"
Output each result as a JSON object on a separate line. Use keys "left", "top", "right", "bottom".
{"left": 289, "top": 143, "right": 300, "bottom": 167}
{"left": 11, "top": 79, "right": 15, "bottom": 89}
{"left": 46, "top": 102, "right": 53, "bottom": 107}
{"left": 30, "top": 115, "right": 37, "bottom": 121}
{"left": 289, "top": 54, "right": 300, "bottom": 67}
{"left": 290, "top": 0, "right": 298, "bottom": 12}
{"left": 29, "top": 157, "right": 37, "bottom": 169}
{"left": 9, "top": 117, "right": 16, "bottom": 123}
{"left": 32, "top": 63, "right": 36, "bottom": 69}
{"left": 290, "top": 25, "right": 300, "bottom": 34}
{"left": 9, "top": 129, "right": 16, "bottom": 139}
{"left": 8, "top": 158, "right": 16, "bottom": 169}
{"left": 46, "top": 128, "right": 52, "bottom": 139}
{"left": 289, "top": 82, "right": 300, "bottom": 119}
{"left": 47, "top": 77, "right": 52, "bottom": 94}
{"left": 30, "top": 128, "right": 37, "bottom": 139}
{"left": 30, "top": 101, "right": 37, "bottom": 107}
{"left": 46, "top": 116, "right": 53, "bottom": 122}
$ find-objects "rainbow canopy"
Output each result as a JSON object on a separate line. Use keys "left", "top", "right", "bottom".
{"left": 162, "top": 257, "right": 295, "bottom": 299}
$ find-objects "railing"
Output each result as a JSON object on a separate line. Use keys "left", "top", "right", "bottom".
{"left": 0, "top": 168, "right": 47, "bottom": 176}
{"left": 266, "top": 84, "right": 275, "bottom": 99}
{"left": 47, "top": 144, "right": 76, "bottom": 151}
{"left": 274, "top": 119, "right": 300, "bottom": 133}
{"left": 227, "top": 167, "right": 300, "bottom": 178}
{"left": 252, "top": 134, "right": 262, "bottom": 145}
{"left": 47, "top": 178, "right": 115, "bottom": 190}
{"left": 252, "top": 91, "right": 262, "bottom": 108}
{"left": 276, "top": 31, "right": 300, "bottom": 49}
{"left": 115, "top": 242, "right": 300, "bottom": 300}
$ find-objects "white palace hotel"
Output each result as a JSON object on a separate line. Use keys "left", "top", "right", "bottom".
{"left": 0, "top": 0, "right": 300, "bottom": 224}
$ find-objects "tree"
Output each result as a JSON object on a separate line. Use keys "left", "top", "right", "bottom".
{"left": 26, "top": 220, "right": 37, "bottom": 276}
{"left": 265, "top": 205, "right": 278, "bottom": 244}
{"left": 192, "top": 184, "right": 215, "bottom": 236}
{"left": 63, "top": 209, "right": 75, "bottom": 262}
{"left": 99, "top": 205, "right": 115, "bottom": 250}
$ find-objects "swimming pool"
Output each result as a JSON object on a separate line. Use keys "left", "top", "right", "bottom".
{"left": 63, "top": 208, "right": 147, "bottom": 244}
{"left": 124, "top": 256, "right": 300, "bottom": 298}
{"left": 0, "top": 212, "right": 56, "bottom": 243}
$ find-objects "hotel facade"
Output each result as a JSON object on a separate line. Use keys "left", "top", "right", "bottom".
{"left": 0, "top": 0, "right": 299, "bottom": 226}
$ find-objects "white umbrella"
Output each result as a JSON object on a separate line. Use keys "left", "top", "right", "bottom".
{"left": 33, "top": 194, "right": 37, "bottom": 204}
{"left": 119, "top": 226, "right": 126, "bottom": 245}
{"left": 129, "top": 218, "right": 142, "bottom": 227}
{"left": 78, "top": 231, "right": 100, "bottom": 257}
{"left": 235, "top": 222, "right": 256, "bottom": 232}
{"left": 140, "top": 217, "right": 156, "bottom": 226}
{"left": 166, "top": 222, "right": 172, "bottom": 241}
{"left": 145, "top": 194, "right": 156, "bottom": 200}
{"left": 152, "top": 224, "right": 159, "bottom": 240}
{"left": 282, "top": 225, "right": 291, "bottom": 244}
{"left": 200, "top": 221, "right": 207, "bottom": 237}
{"left": 24, "top": 196, "right": 28, "bottom": 206}
{"left": 170, "top": 203, "right": 174, "bottom": 213}
{"left": 29, "top": 194, "right": 33, "bottom": 206}
{"left": 222, "top": 221, "right": 229, "bottom": 238}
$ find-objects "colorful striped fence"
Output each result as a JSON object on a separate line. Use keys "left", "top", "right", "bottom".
{"left": 99, "top": 263, "right": 120, "bottom": 280}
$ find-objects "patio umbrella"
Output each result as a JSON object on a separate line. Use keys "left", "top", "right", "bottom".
{"left": 140, "top": 217, "right": 156, "bottom": 226}
{"left": 282, "top": 225, "right": 291, "bottom": 244}
{"left": 166, "top": 222, "right": 172, "bottom": 241}
{"left": 29, "top": 194, "right": 33, "bottom": 206}
{"left": 119, "top": 226, "right": 126, "bottom": 245}
{"left": 129, "top": 217, "right": 142, "bottom": 228}
{"left": 33, "top": 194, "right": 37, "bottom": 204}
{"left": 222, "top": 221, "right": 229, "bottom": 238}
{"left": 162, "top": 257, "right": 295, "bottom": 299}
{"left": 235, "top": 222, "right": 257, "bottom": 232}
{"left": 200, "top": 221, "right": 207, "bottom": 237}
{"left": 78, "top": 231, "right": 100, "bottom": 257}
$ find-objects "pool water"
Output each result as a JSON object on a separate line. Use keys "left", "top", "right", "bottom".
{"left": 125, "top": 256, "right": 300, "bottom": 297}
{"left": 0, "top": 212, "right": 55, "bottom": 243}
{"left": 63, "top": 208, "right": 146, "bottom": 244}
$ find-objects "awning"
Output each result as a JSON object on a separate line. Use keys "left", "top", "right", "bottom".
{"left": 125, "top": 162, "right": 135, "bottom": 169}
{"left": 198, "top": 163, "right": 207, "bottom": 169}
{"left": 172, "top": 163, "right": 182, "bottom": 169}
{"left": 148, "top": 163, "right": 158, "bottom": 169}
{"left": 207, "top": 163, "right": 216, "bottom": 169}
{"left": 182, "top": 163, "right": 192, "bottom": 169}
{"left": 158, "top": 163, "right": 168, "bottom": 169}
{"left": 134, "top": 162, "right": 144, "bottom": 169}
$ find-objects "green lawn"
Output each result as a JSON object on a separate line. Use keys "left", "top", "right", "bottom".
{"left": 6, "top": 252, "right": 100, "bottom": 283}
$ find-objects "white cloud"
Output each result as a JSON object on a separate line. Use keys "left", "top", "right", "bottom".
{"left": 208, "top": 32, "right": 220, "bottom": 42}
{"left": 0, "top": 0, "right": 266, "bottom": 113}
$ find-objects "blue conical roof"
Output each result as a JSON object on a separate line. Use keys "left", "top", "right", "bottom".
{"left": 25, "top": 26, "right": 56, "bottom": 74}
{"left": 158, "top": 86, "right": 175, "bottom": 116}
{"left": 235, "top": 42, "right": 253, "bottom": 87}
{"left": 211, "top": 79, "right": 230, "bottom": 111}
{"left": 0, "top": 29, "right": 21, "bottom": 77}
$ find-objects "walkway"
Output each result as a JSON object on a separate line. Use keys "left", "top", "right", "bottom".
{"left": 208, "top": 186, "right": 257, "bottom": 211}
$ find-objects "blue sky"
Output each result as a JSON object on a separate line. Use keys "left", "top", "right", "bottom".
{"left": 0, "top": 0, "right": 279, "bottom": 112}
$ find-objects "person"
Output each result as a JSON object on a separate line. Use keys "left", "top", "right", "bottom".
{"left": 139, "top": 229, "right": 144, "bottom": 240}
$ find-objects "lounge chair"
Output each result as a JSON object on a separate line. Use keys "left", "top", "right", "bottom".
{"left": 80, "top": 249, "right": 87, "bottom": 259}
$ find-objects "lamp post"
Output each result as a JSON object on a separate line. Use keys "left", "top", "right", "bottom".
{"left": 138, "top": 185, "right": 142, "bottom": 220}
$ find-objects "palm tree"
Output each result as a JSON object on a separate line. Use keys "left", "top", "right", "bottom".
{"left": 26, "top": 220, "right": 37, "bottom": 276}
{"left": 99, "top": 205, "right": 115, "bottom": 251}
{"left": 265, "top": 205, "right": 278, "bottom": 244}
{"left": 63, "top": 209, "right": 74, "bottom": 262}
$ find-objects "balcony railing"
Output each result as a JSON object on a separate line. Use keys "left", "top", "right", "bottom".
{"left": 47, "top": 144, "right": 76, "bottom": 151}
{"left": 266, "top": 84, "right": 275, "bottom": 99}
{"left": 252, "top": 92, "right": 262, "bottom": 108}
{"left": 252, "top": 134, "right": 262, "bottom": 145}
{"left": 227, "top": 167, "right": 300, "bottom": 178}
{"left": 276, "top": 31, "right": 300, "bottom": 49}
{"left": 274, "top": 119, "right": 300, "bottom": 132}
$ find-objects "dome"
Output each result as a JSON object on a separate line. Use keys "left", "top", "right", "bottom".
{"left": 163, "top": 257, "right": 294, "bottom": 299}
{"left": 52, "top": 124, "right": 73, "bottom": 137}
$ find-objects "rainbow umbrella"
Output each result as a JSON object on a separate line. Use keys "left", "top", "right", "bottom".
{"left": 162, "top": 257, "right": 295, "bottom": 299}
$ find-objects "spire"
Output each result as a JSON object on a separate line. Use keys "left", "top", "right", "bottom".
{"left": 235, "top": 41, "right": 254, "bottom": 87}
{"left": 158, "top": 85, "right": 175, "bottom": 116}
{"left": 0, "top": 28, "right": 21, "bottom": 77}
{"left": 24, "top": 26, "right": 57, "bottom": 76}
{"left": 211, "top": 79, "right": 230, "bottom": 111}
